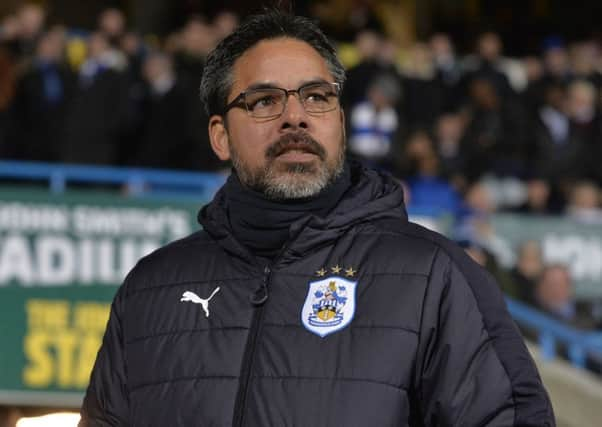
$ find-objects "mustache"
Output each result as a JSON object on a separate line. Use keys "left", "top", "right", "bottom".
{"left": 266, "top": 132, "right": 326, "bottom": 160}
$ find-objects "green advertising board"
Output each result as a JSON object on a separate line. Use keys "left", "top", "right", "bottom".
{"left": 491, "top": 214, "right": 602, "bottom": 300}
{"left": 0, "top": 187, "right": 203, "bottom": 407}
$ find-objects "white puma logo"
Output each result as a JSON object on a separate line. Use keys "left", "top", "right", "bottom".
{"left": 180, "top": 287, "right": 220, "bottom": 318}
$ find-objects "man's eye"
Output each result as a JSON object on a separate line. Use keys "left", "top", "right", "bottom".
{"left": 249, "top": 96, "right": 278, "bottom": 110}
{"left": 305, "top": 92, "right": 333, "bottom": 104}
{"left": 306, "top": 92, "right": 329, "bottom": 102}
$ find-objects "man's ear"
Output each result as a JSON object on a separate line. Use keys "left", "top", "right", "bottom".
{"left": 208, "top": 115, "right": 231, "bottom": 161}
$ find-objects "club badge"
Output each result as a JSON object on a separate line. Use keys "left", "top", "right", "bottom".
{"left": 301, "top": 273, "right": 357, "bottom": 338}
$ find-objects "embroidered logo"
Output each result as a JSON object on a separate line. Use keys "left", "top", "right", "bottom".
{"left": 180, "top": 287, "right": 220, "bottom": 318}
{"left": 301, "top": 276, "right": 357, "bottom": 337}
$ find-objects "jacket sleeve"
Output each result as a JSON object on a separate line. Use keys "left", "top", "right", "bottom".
{"left": 79, "top": 285, "right": 129, "bottom": 426}
{"left": 414, "top": 247, "right": 555, "bottom": 426}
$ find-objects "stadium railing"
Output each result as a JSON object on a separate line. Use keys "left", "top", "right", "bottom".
{"left": 0, "top": 160, "right": 227, "bottom": 200}
{"left": 506, "top": 297, "right": 602, "bottom": 369}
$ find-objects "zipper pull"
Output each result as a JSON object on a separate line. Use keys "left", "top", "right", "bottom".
{"left": 250, "top": 266, "right": 270, "bottom": 306}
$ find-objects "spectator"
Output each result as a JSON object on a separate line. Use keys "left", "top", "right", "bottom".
{"left": 510, "top": 178, "right": 560, "bottom": 215}
{"left": 566, "top": 180, "right": 602, "bottom": 224}
{"left": 508, "top": 240, "right": 544, "bottom": 304}
{"left": 461, "top": 239, "right": 515, "bottom": 296}
{"left": 567, "top": 79, "right": 602, "bottom": 185}
{"left": 535, "top": 264, "right": 573, "bottom": 320}
{"left": 341, "top": 29, "right": 384, "bottom": 113}
{"left": 458, "top": 181, "right": 497, "bottom": 221}
{"left": 98, "top": 8, "right": 126, "bottom": 48}
{"left": 172, "top": 17, "right": 216, "bottom": 92}
{"left": 460, "top": 32, "right": 514, "bottom": 101}
{"left": 433, "top": 111, "right": 468, "bottom": 190}
{"left": 376, "top": 37, "right": 405, "bottom": 102}
{"left": 535, "top": 264, "right": 598, "bottom": 329}
{"left": 399, "top": 42, "right": 447, "bottom": 128}
{"left": 429, "top": 33, "right": 462, "bottom": 112}
{"left": 462, "top": 239, "right": 489, "bottom": 267}
{"left": 6, "top": 28, "right": 74, "bottom": 162}
{"left": 348, "top": 74, "right": 402, "bottom": 170}
{"left": 429, "top": 33, "right": 461, "bottom": 88}
{"left": 0, "top": 14, "right": 20, "bottom": 45}
{"left": 541, "top": 37, "right": 572, "bottom": 83}
{"left": 521, "top": 55, "right": 545, "bottom": 113}
{"left": 462, "top": 76, "right": 528, "bottom": 179}
{"left": 212, "top": 10, "right": 239, "bottom": 42}
{"left": 523, "top": 56, "right": 544, "bottom": 85}
{"left": 569, "top": 41, "right": 602, "bottom": 89}
{"left": 377, "top": 36, "right": 400, "bottom": 68}
{"left": 526, "top": 37, "right": 573, "bottom": 111}
{"left": 61, "top": 32, "right": 130, "bottom": 165}
{"left": 119, "top": 31, "right": 147, "bottom": 84}
{"left": 400, "top": 130, "right": 461, "bottom": 217}
{"left": 9, "top": 3, "right": 46, "bottom": 62}
{"left": 567, "top": 79, "right": 601, "bottom": 150}
{"left": 126, "top": 51, "right": 205, "bottom": 170}
{"left": 529, "top": 81, "right": 586, "bottom": 193}
{"left": 455, "top": 181, "right": 515, "bottom": 267}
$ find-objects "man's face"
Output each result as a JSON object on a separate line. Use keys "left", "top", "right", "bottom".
{"left": 209, "top": 38, "right": 345, "bottom": 199}
{"left": 538, "top": 267, "right": 572, "bottom": 308}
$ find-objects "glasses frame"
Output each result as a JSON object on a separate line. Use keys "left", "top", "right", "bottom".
{"left": 222, "top": 82, "right": 341, "bottom": 120}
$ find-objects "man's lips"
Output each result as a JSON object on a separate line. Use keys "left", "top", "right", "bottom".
{"left": 275, "top": 149, "right": 319, "bottom": 162}
{"left": 273, "top": 141, "right": 317, "bottom": 155}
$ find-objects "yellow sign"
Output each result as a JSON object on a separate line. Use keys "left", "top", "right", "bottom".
{"left": 23, "top": 299, "right": 110, "bottom": 389}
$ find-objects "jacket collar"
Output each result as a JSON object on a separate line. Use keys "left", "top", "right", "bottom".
{"left": 198, "top": 162, "right": 408, "bottom": 266}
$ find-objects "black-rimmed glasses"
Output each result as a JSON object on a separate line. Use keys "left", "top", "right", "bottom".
{"left": 223, "top": 82, "right": 340, "bottom": 119}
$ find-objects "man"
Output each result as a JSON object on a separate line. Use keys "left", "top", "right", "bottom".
{"left": 62, "top": 32, "right": 130, "bottom": 166}
{"left": 125, "top": 51, "right": 207, "bottom": 171}
{"left": 348, "top": 74, "right": 402, "bottom": 170}
{"left": 535, "top": 264, "right": 599, "bottom": 330}
{"left": 80, "top": 11, "right": 555, "bottom": 426}
{"left": 5, "top": 28, "right": 74, "bottom": 162}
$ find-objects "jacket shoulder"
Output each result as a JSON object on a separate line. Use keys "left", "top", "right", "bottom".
{"left": 122, "top": 230, "right": 221, "bottom": 294}
{"left": 359, "top": 217, "right": 471, "bottom": 278}
{"left": 385, "top": 220, "right": 555, "bottom": 425}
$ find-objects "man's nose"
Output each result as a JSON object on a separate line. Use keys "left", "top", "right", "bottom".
{"left": 280, "top": 93, "right": 308, "bottom": 130}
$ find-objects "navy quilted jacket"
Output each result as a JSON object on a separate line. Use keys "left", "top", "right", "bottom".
{"left": 80, "top": 165, "right": 554, "bottom": 426}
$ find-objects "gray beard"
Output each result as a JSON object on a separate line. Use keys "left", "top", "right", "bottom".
{"left": 229, "top": 132, "right": 346, "bottom": 200}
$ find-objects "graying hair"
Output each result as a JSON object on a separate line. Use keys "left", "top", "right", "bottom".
{"left": 199, "top": 10, "right": 346, "bottom": 117}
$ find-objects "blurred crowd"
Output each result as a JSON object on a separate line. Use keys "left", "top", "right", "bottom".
{"left": 0, "top": 4, "right": 237, "bottom": 171}
{"left": 340, "top": 27, "right": 602, "bottom": 336}
{"left": 344, "top": 29, "right": 602, "bottom": 221}
{"left": 0, "top": 4, "right": 601, "bottom": 335}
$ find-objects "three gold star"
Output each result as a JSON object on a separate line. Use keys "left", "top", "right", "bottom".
{"left": 316, "top": 265, "right": 357, "bottom": 277}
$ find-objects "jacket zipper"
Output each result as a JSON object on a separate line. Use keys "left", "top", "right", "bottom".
{"left": 232, "top": 265, "right": 271, "bottom": 427}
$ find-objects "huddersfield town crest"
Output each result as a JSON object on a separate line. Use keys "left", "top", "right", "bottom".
{"left": 301, "top": 277, "right": 357, "bottom": 337}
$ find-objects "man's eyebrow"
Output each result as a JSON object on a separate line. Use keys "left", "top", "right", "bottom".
{"left": 244, "top": 82, "right": 280, "bottom": 91}
{"left": 243, "top": 78, "right": 333, "bottom": 92}
{"left": 298, "top": 78, "right": 332, "bottom": 87}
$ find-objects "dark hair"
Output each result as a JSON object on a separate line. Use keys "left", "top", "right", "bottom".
{"left": 199, "top": 10, "right": 346, "bottom": 116}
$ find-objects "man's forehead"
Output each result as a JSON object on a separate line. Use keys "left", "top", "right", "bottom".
{"left": 230, "top": 37, "right": 333, "bottom": 92}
